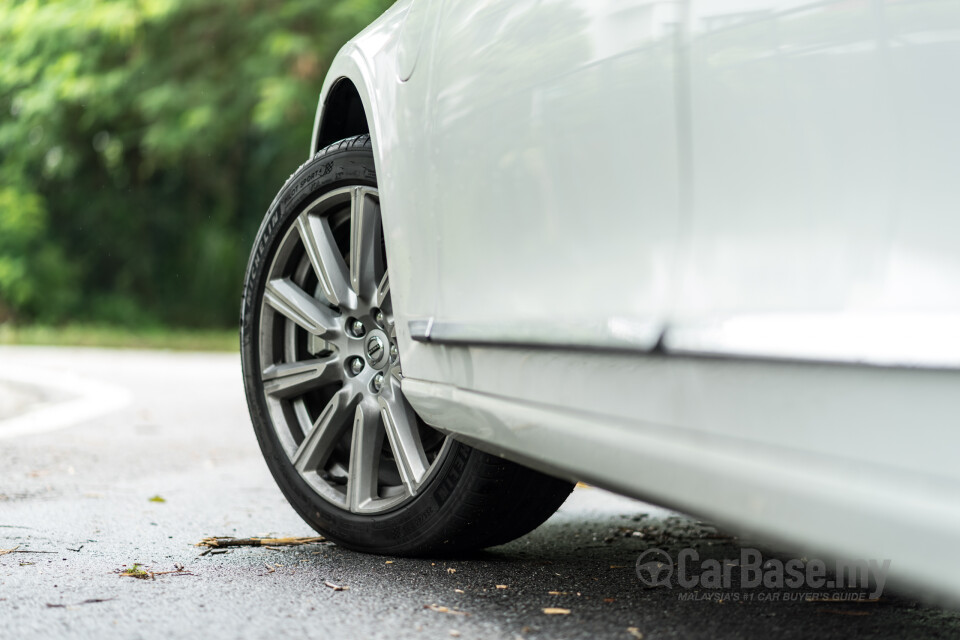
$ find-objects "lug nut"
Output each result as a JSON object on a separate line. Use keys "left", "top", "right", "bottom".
{"left": 372, "top": 372, "right": 384, "bottom": 393}
{"left": 349, "top": 357, "right": 364, "bottom": 376}
{"left": 389, "top": 344, "right": 399, "bottom": 363}
{"left": 375, "top": 310, "right": 385, "bottom": 326}
{"left": 350, "top": 319, "right": 365, "bottom": 337}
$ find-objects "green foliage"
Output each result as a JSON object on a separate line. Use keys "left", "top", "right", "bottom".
{"left": 0, "top": 322, "right": 238, "bottom": 351}
{"left": 0, "top": 0, "right": 393, "bottom": 326}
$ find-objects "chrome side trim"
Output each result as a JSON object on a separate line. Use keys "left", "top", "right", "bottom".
{"left": 408, "top": 318, "right": 433, "bottom": 342}
{"left": 407, "top": 318, "right": 663, "bottom": 351}
{"left": 409, "top": 314, "right": 960, "bottom": 369}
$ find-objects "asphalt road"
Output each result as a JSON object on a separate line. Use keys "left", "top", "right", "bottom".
{"left": 1, "top": 346, "right": 958, "bottom": 640}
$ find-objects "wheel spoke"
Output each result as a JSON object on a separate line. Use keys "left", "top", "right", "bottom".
{"left": 262, "top": 356, "right": 339, "bottom": 399}
{"left": 265, "top": 278, "right": 340, "bottom": 338}
{"left": 296, "top": 212, "right": 355, "bottom": 309}
{"left": 349, "top": 187, "right": 382, "bottom": 298}
{"left": 293, "top": 388, "right": 357, "bottom": 473}
{"left": 376, "top": 272, "right": 391, "bottom": 312}
{"left": 379, "top": 383, "right": 429, "bottom": 495}
{"left": 347, "top": 403, "right": 383, "bottom": 512}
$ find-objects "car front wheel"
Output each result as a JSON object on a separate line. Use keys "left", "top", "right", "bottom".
{"left": 240, "top": 135, "right": 573, "bottom": 555}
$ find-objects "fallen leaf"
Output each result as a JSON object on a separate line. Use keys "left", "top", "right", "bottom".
{"left": 496, "top": 585, "right": 508, "bottom": 589}
{"left": 148, "top": 495, "right": 165, "bottom": 503}
{"left": 117, "top": 563, "right": 191, "bottom": 580}
{"left": 604, "top": 598, "right": 616, "bottom": 603}
{"left": 324, "top": 581, "right": 349, "bottom": 591}
{"left": 627, "top": 627, "right": 644, "bottom": 639}
{"left": 449, "top": 632, "right": 460, "bottom": 638}
{"left": 447, "top": 568, "right": 456, "bottom": 574}
{"left": 454, "top": 589, "right": 465, "bottom": 594}
{"left": 425, "top": 604, "right": 470, "bottom": 616}
{"left": 119, "top": 564, "right": 152, "bottom": 580}
{"left": 385, "top": 560, "right": 393, "bottom": 564}
{"left": 543, "top": 608, "right": 571, "bottom": 615}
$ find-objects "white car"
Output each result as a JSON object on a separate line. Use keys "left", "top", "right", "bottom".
{"left": 241, "top": 0, "right": 960, "bottom": 598}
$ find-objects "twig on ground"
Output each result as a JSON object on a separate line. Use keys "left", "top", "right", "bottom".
{"left": 46, "top": 598, "right": 116, "bottom": 608}
{"left": 196, "top": 536, "right": 325, "bottom": 548}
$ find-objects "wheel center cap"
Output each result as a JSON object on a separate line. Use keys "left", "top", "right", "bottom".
{"left": 365, "top": 334, "right": 385, "bottom": 364}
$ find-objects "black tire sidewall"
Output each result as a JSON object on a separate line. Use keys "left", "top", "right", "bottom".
{"left": 240, "top": 138, "right": 475, "bottom": 555}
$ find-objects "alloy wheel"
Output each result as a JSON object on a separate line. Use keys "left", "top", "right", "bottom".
{"left": 256, "top": 185, "right": 449, "bottom": 514}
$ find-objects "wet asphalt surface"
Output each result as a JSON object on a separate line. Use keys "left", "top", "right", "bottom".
{"left": 1, "top": 346, "right": 959, "bottom": 639}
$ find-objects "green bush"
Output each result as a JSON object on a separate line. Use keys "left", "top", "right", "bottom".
{"left": 0, "top": 0, "right": 393, "bottom": 327}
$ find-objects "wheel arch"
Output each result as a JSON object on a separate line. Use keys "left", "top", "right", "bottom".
{"left": 312, "top": 77, "right": 370, "bottom": 153}
{"left": 309, "top": 0, "right": 412, "bottom": 163}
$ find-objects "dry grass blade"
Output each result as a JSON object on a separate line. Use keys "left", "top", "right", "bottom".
{"left": 46, "top": 598, "right": 116, "bottom": 608}
{"left": 324, "top": 581, "right": 349, "bottom": 591}
{"left": 0, "top": 546, "right": 20, "bottom": 555}
{"left": 196, "top": 536, "right": 325, "bottom": 548}
{"left": 806, "top": 597, "right": 880, "bottom": 603}
{"left": 150, "top": 569, "right": 195, "bottom": 577}
{"left": 543, "top": 607, "right": 571, "bottom": 615}
{"left": 818, "top": 609, "right": 872, "bottom": 616}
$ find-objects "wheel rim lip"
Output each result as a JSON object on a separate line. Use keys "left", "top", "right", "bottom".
{"left": 255, "top": 184, "right": 450, "bottom": 515}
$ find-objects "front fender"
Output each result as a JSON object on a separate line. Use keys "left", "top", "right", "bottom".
{"left": 307, "top": 0, "right": 442, "bottom": 382}
{"left": 309, "top": 0, "right": 413, "bottom": 168}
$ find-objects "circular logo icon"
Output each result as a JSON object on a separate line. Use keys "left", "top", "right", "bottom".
{"left": 366, "top": 335, "right": 385, "bottom": 363}
{"left": 636, "top": 549, "right": 674, "bottom": 588}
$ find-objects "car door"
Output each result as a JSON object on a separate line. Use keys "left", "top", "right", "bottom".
{"left": 418, "top": 0, "right": 683, "bottom": 353}
{"left": 668, "top": 0, "right": 960, "bottom": 367}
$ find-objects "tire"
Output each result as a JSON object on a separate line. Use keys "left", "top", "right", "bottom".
{"left": 240, "top": 134, "right": 573, "bottom": 555}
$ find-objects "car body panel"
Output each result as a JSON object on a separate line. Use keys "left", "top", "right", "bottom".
{"left": 403, "top": 356, "right": 960, "bottom": 600}
{"left": 309, "top": 0, "right": 960, "bottom": 599}
{"left": 674, "top": 0, "right": 960, "bottom": 366}
{"left": 422, "top": 0, "right": 682, "bottom": 352}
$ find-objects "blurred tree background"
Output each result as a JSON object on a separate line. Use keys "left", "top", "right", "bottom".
{"left": 0, "top": 0, "right": 393, "bottom": 335}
